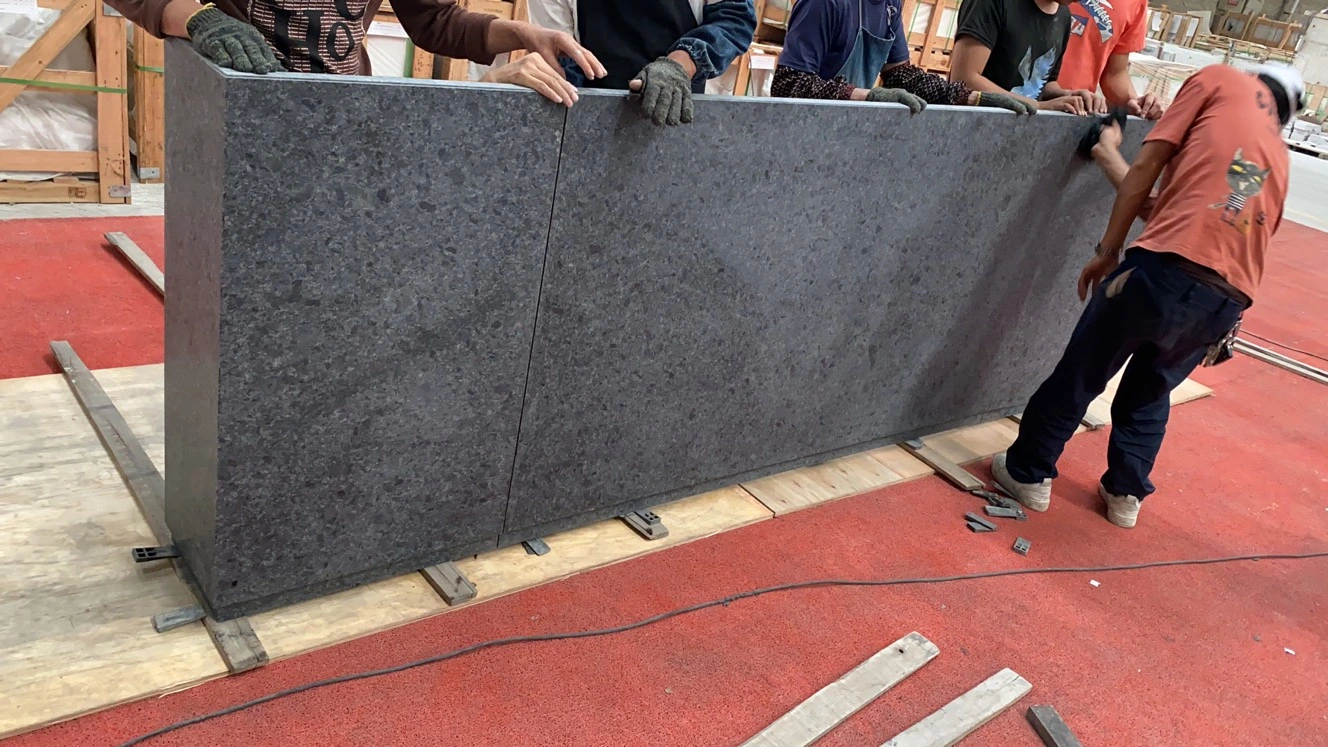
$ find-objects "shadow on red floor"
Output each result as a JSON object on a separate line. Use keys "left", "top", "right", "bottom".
{"left": 6, "top": 220, "right": 1327, "bottom": 747}
{"left": 0, "top": 217, "right": 164, "bottom": 380}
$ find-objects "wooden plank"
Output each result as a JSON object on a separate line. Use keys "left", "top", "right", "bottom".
{"left": 49, "top": 342, "right": 170, "bottom": 544}
{"left": 0, "top": 180, "right": 99, "bottom": 203}
{"left": 743, "top": 449, "right": 930, "bottom": 516}
{"left": 130, "top": 26, "right": 165, "bottom": 182}
{"left": 0, "top": 64, "right": 96, "bottom": 91}
{"left": 882, "top": 668, "right": 1032, "bottom": 747}
{"left": 104, "top": 231, "right": 165, "bottom": 294}
{"left": 95, "top": 3, "right": 131, "bottom": 203}
{"left": 203, "top": 617, "right": 269, "bottom": 673}
{"left": 0, "top": 149, "right": 98, "bottom": 173}
{"left": 901, "top": 438, "right": 987, "bottom": 491}
{"left": 741, "top": 632, "right": 939, "bottom": 747}
{"left": 0, "top": 365, "right": 228, "bottom": 740}
{"left": 920, "top": 419, "right": 1020, "bottom": 467}
{"left": 0, "top": 0, "right": 96, "bottom": 114}
{"left": 420, "top": 561, "right": 477, "bottom": 604}
{"left": 1026, "top": 705, "right": 1083, "bottom": 747}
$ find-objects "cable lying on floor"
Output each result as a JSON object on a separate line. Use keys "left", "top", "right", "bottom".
{"left": 119, "top": 550, "right": 1328, "bottom": 746}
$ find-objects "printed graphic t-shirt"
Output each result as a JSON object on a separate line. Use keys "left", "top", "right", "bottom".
{"left": 1057, "top": 0, "right": 1147, "bottom": 92}
{"left": 1133, "top": 65, "right": 1289, "bottom": 302}
{"left": 955, "top": 0, "right": 1071, "bottom": 99}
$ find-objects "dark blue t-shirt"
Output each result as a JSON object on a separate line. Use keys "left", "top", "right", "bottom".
{"left": 779, "top": 0, "right": 910, "bottom": 80}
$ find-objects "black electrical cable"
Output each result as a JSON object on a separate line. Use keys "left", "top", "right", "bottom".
{"left": 1240, "top": 330, "right": 1328, "bottom": 364}
{"left": 119, "top": 550, "right": 1328, "bottom": 747}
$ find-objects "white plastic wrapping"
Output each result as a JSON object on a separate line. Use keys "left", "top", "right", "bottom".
{"left": 0, "top": 9, "right": 98, "bottom": 181}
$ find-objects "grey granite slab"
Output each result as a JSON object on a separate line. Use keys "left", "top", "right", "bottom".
{"left": 164, "top": 43, "right": 564, "bottom": 619}
{"left": 502, "top": 93, "right": 1146, "bottom": 540}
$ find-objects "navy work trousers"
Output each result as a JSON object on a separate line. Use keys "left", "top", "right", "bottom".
{"left": 1005, "top": 249, "right": 1245, "bottom": 499}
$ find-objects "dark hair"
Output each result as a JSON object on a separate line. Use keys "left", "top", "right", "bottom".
{"left": 1258, "top": 74, "right": 1293, "bottom": 126}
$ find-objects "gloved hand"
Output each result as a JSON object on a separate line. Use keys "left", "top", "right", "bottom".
{"left": 974, "top": 91, "right": 1037, "bottom": 115}
{"left": 186, "top": 5, "right": 283, "bottom": 74}
{"left": 866, "top": 87, "right": 926, "bottom": 114}
{"left": 632, "top": 57, "right": 694, "bottom": 126}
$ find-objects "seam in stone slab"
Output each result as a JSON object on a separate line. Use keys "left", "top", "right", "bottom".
{"left": 498, "top": 103, "right": 572, "bottom": 541}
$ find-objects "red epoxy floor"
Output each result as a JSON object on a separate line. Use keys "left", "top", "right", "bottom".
{"left": 2, "top": 218, "right": 1325, "bottom": 747}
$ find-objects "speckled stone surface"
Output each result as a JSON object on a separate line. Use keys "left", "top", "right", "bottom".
{"left": 502, "top": 92, "right": 1147, "bottom": 540}
{"left": 164, "top": 45, "right": 563, "bottom": 619}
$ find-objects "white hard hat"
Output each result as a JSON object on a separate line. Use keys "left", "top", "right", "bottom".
{"left": 1255, "top": 62, "right": 1306, "bottom": 111}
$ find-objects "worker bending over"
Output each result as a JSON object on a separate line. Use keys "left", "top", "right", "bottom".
{"left": 1057, "top": 0, "right": 1163, "bottom": 118}
{"left": 111, "top": 0, "right": 606, "bottom": 105}
{"left": 527, "top": 0, "right": 757, "bottom": 125}
{"left": 950, "top": 0, "right": 1101, "bottom": 114}
{"left": 993, "top": 64, "right": 1302, "bottom": 528}
{"left": 772, "top": 0, "right": 1033, "bottom": 114}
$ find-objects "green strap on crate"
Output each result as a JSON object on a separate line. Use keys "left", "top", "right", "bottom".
{"left": 403, "top": 40, "right": 417, "bottom": 78}
{"left": 134, "top": 64, "right": 165, "bottom": 74}
{"left": 0, "top": 76, "right": 127, "bottom": 94}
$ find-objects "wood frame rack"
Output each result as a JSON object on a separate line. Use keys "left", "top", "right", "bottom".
{"left": 0, "top": 0, "right": 131, "bottom": 204}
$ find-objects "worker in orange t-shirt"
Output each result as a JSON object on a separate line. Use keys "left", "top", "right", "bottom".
{"left": 991, "top": 63, "right": 1304, "bottom": 529}
{"left": 1058, "top": 0, "right": 1164, "bottom": 118}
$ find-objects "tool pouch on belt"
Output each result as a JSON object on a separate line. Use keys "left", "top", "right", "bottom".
{"left": 1202, "top": 317, "right": 1242, "bottom": 367}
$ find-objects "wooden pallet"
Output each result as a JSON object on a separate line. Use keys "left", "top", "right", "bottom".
{"left": 129, "top": 26, "right": 164, "bottom": 183}
{"left": 0, "top": 363, "right": 1212, "bottom": 738}
{"left": 0, "top": 0, "right": 131, "bottom": 204}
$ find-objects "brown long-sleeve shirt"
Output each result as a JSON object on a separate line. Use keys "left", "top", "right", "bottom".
{"left": 111, "top": 0, "right": 495, "bottom": 75}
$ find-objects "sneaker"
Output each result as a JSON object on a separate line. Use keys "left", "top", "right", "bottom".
{"left": 1099, "top": 484, "right": 1141, "bottom": 528}
{"left": 991, "top": 452, "right": 1051, "bottom": 512}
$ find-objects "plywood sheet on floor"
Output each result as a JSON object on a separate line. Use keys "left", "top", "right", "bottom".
{"left": 251, "top": 485, "right": 771, "bottom": 660}
{"left": 0, "top": 364, "right": 1214, "bottom": 738}
{"left": 0, "top": 365, "right": 227, "bottom": 740}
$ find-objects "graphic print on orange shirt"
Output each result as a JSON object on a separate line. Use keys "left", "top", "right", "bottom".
{"left": 1209, "top": 149, "right": 1270, "bottom": 235}
{"left": 1071, "top": 0, "right": 1113, "bottom": 43}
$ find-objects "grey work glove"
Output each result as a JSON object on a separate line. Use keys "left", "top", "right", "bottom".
{"left": 866, "top": 87, "right": 926, "bottom": 114}
{"left": 634, "top": 57, "right": 694, "bottom": 126}
{"left": 187, "top": 7, "right": 283, "bottom": 74}
{"left": 974, "top": 91, "right": 1037, "bottom": 115}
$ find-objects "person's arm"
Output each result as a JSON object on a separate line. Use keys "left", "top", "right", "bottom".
{"left": 771, "top": 65, "right": 857, "bottom": 100}
{"left": 879, "top": 63, "right": 975, "bottom": 105}
{"left": 1096, "top": 140, "right": 1173, "bottom": 254}
{"left": 397, "top": 0, "right": 603, "bottom": 77}
{"left": 669, "top": 0, "right": 757, "bottom": 81}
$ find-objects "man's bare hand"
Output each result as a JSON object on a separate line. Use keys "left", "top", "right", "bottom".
{"left": 1078, "top": 251, "right": 1120, "bottom": 301}
{"left": 482, "top": 54, "right": 579, "bottom": 106}
{"left": 1093, "top": 121, "right": 1123, "bottom": 153}
{"left": 1069, "top": 88, "right": 1108, "bottom": 115}
{"left": 514, "top": 24, "right": 606, "bottom": 81}
{"left": 1129, "top": 92, "right": 1165, "bottom": 120}
{"left": 1040, "top": 95, "right": 1087, "bottom": 115}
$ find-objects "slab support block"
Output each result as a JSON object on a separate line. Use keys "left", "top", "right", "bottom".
{"left": 152, "top": 604, "right": 206, "bottom": 633}
{"left": 619, "top": 510, "right": 669, "bottom": 541}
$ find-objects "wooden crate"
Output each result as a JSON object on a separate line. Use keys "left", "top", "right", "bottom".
{"left": 902, "top": 0, "right": 960, "bottom": 74}
{"left": 129, "top": 26, "right": 163, "bottom": 183}
{"left": 0, "top": 0, "right": 131, "bottom": 204}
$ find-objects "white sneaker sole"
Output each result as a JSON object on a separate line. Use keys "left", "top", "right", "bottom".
{"left": 1099, "top": 484, "right": 1139, "bottom": 528}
